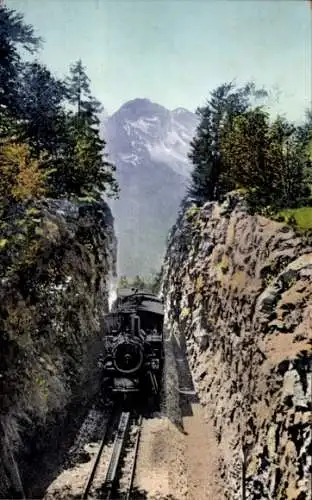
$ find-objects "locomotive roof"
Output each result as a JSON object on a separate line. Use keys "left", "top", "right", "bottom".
{"left": 115, "top": 288, "right": 164, "bottom": 315}
{"left": 137, "top": 299, "right": 164, "bottom": 315}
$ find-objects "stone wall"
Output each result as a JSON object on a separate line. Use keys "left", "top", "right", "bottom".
{"left": 0, "top": 199, "right": 116, "bottom": 498}
{"left": 161, "top": 193, "right": 312, "bottom": 500}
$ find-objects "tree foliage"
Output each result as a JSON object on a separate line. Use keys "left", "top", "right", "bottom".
{"left": 62, "top": 59, "right": 119, "bottom": 198}
{"left": 189, "top": 81, "right": 312, "bottom": 212}
{"left": 17, "top": 61, "right": 68, "bottom": 154}
{"left": 0, "top": 141, "right": 48, "bottom": 204}
{"left": 66, "top": 59, "right": 102, "bottom": 125}
{"left": 188, "top": 82, "right": 268, "bottom": 203}
{"left": 118, "top": 272, "right": 162, "bottom": 295}
{"left": 55, "top": 119, "right": 118, "bottom": 199}
{"left": 0, "top": 6, "right": 118, "bottom": 207}
{"left": 0, "top": 6, "right": 41, "bottom": 113}
{"left": 220, "top": 109, "right": 310, "bottom": 209}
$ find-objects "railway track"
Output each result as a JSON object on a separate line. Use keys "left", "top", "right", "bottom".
{"left": 82, "top": 409, "right": 142, "bottom": 500}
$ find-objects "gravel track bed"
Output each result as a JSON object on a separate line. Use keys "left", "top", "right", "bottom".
{"left": 42, "top": 325, "right": 223, "bottom": 499}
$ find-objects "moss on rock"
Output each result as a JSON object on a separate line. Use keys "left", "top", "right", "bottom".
{"left": 0, "top": 199, "right": 116, "bottom": 498}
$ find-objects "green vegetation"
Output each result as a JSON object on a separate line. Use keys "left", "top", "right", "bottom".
{"left": 185, "top": 206, "right": 200, "bottom": 221}
{"left": 0, "top": 5, "right": 118, "bottom": 209}
{"left": 278, "top": 207, "right": 312, "bottom": 230}
{"left": 118, "top": 272, "right": 162, "bottom": 295}
{"left": 188, "top": 82, "right": 268, "bottom": 203}
{"left": 188, "top": 82, "right": 312, "bottom": 226}
{"left": 0, "top": 5, "right": 119, "bottom": 277}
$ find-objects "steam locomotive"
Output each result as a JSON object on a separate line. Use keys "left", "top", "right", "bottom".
{"left": 101, "top": 288, "right": 164, "bottom": 401}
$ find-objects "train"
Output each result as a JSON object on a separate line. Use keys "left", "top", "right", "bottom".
{"left": 101, "top": 288, "right": 164, "bottom": 402}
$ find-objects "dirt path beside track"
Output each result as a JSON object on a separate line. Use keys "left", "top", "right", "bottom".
{"left": 133, "top": 327, "right": 224, "bottom": 499}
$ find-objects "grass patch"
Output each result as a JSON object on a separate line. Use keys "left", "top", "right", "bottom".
{"left": 278, "top": 207, "right": 312, "bottom": 230}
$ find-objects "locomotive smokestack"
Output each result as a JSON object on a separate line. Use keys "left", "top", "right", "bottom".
{"left": 131, "top": 315, "right": 140, "bottom": 336}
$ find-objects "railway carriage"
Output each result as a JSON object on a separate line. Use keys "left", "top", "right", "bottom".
{"left": 102, "top": 288, "right": 164, "bottom": 401}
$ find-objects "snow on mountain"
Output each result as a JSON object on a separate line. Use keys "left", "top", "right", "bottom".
{"left": 102, "top": 98, "right": 199, "bottom": 276}
{"left": 103, "top": 98, "right": 198, "bottom": 174}
{"left": 147, "top": 110, "right": 198, "bottom": 176}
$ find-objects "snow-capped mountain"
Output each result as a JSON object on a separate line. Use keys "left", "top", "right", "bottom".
{"left": 102, "top": 98, "right": 198, "bottom": 277}
{"left": 103, "top": 99, "right": 198, "bottom": 177}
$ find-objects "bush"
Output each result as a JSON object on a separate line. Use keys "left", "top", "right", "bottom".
{"left": 0, "top": 142, "right": 49, "bottom": 205}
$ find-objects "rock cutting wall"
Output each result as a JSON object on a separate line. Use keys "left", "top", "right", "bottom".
{"left": 161, "top": 193, "right": 312, "bottom": 500}
{"left": 0, "top": 199, "right": 116, "bottom": 498}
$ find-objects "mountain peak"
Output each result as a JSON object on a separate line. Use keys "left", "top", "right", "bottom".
{"left": 102, "top": 98, "right": 198, "bottom": 276}
{"left": 116, "top": 98, "right": 168, "bottom": 119}
{"left": 104, "top": 98, "right": 198, "bottom": 174}
{"left": 172, "top": 107, "right": 190, "bottom": 114}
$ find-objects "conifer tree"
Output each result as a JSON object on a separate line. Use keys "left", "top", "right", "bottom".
{"left": 66, "top": 59, "right": 102, "bottom": 126}
{"left": 0, "top": 10, "right": 118, "bottom": 204}
{"left": 17, "top": 61, "right": 68, "bottom": 154}
{"left": 0, "top": 6, "right": 41, "bottom": 114}
{"left": 64, "top": 59, "right": 118, "bottom": 199}
{"left": 220, "top": 109, "right": 309, "bottom": 209}
{"left": 188, "top": 82, "right": 267, "bottom": 204}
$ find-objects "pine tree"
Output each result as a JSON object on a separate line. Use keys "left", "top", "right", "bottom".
{"left": 0, "top": 10, "right": 118, "bottom": 204}
{"left": 188, "top": 105, "right": 214, "bottom": 202}
{"left": 219, "top": 109, "right": 309, "bottom": 209}
{"left": 188, "top": 82, "right": 267, "bottom": 204}
{"left": 296, "top": 110, "right": 312, "bottom": 192}
{"left": 66, "top": 59, "right": 102, "bottom": 127}
{"left": 150, "top": 271, "right": 162, "bottom": 295}
{"left": 17, "top": 61, "right": 68, "bottom": 154}
{"left": 0, "top": 6, "right": 41, "bottom": 114}
{"left": 66, "top": 120, "right": 118, "bottom": 198}
{"left": 132, "top": 275, "right": 146, "bottom": 290}
{"left": 65, "top": 59, "right": 118, "bottom": 199}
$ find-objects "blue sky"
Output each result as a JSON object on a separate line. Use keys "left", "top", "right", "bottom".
{"left": 9, "top": 0, "right": 312, "bottom": 121}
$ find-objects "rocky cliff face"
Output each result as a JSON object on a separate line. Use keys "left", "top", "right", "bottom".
{"left": 161, "top": 193, "right": 312, "bottom": 500}
{"left": 0, "top": 199, "right": 116, "bottom": 498}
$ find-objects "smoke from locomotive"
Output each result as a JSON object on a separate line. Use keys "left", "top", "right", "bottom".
{"left": 101, "top": 288, "right": 164, "bottom": 399}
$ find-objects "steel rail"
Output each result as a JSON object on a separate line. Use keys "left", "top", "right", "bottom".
{"left": 125, "top": 415, "right": 143, "bottom": 500}
{"left": 103, "top": 411, "right": 130, "bottom": 500}
{"left": 82, "top": 409, "right": 142, "bottom": 500}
